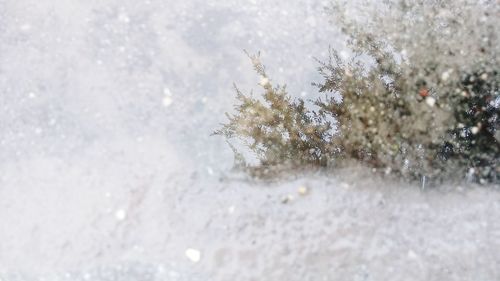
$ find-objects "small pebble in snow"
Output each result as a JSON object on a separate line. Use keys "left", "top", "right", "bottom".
{"left": 162, "top": 87, "right": 173, "bottom": 107}
{"left": 162, "top": 96, "right": 173, "bottom": 107}
{"left": 115, "top": 209, "right": 127, "bottom": 221}
{"left": 425, "top": 96, "right": 436, "bottom": 107}
{"left": 281, "top": 194, "right": 294, "bottom": 204}
{"left": 298, "top": 186, "right": 308, "bottom": 196}
{"left": 185, "top": 248, "right": 201, "bottom": 263}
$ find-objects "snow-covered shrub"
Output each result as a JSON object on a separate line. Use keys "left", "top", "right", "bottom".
{"left": 215, "top": 1, "right": 499, "bottom": 183}
{"left": 213, "top": 52, "right": 335, "bottom": 177}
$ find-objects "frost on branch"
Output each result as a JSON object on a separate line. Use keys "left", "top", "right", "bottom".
{"left": 213, "top": 52, "right": 335, "bottom": 177}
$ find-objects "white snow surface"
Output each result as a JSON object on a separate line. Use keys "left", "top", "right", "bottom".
{"left": 0, "top": 0, "right": 499, "bottom": 280}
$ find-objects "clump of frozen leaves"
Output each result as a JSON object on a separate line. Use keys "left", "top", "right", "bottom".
{"left": 215, "top": 1, "right": 499, "bottom": 184}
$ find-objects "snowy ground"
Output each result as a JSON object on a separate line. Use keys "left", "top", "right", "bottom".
{"left": 0, "top": 0, "right": 499, "bottom": 280}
